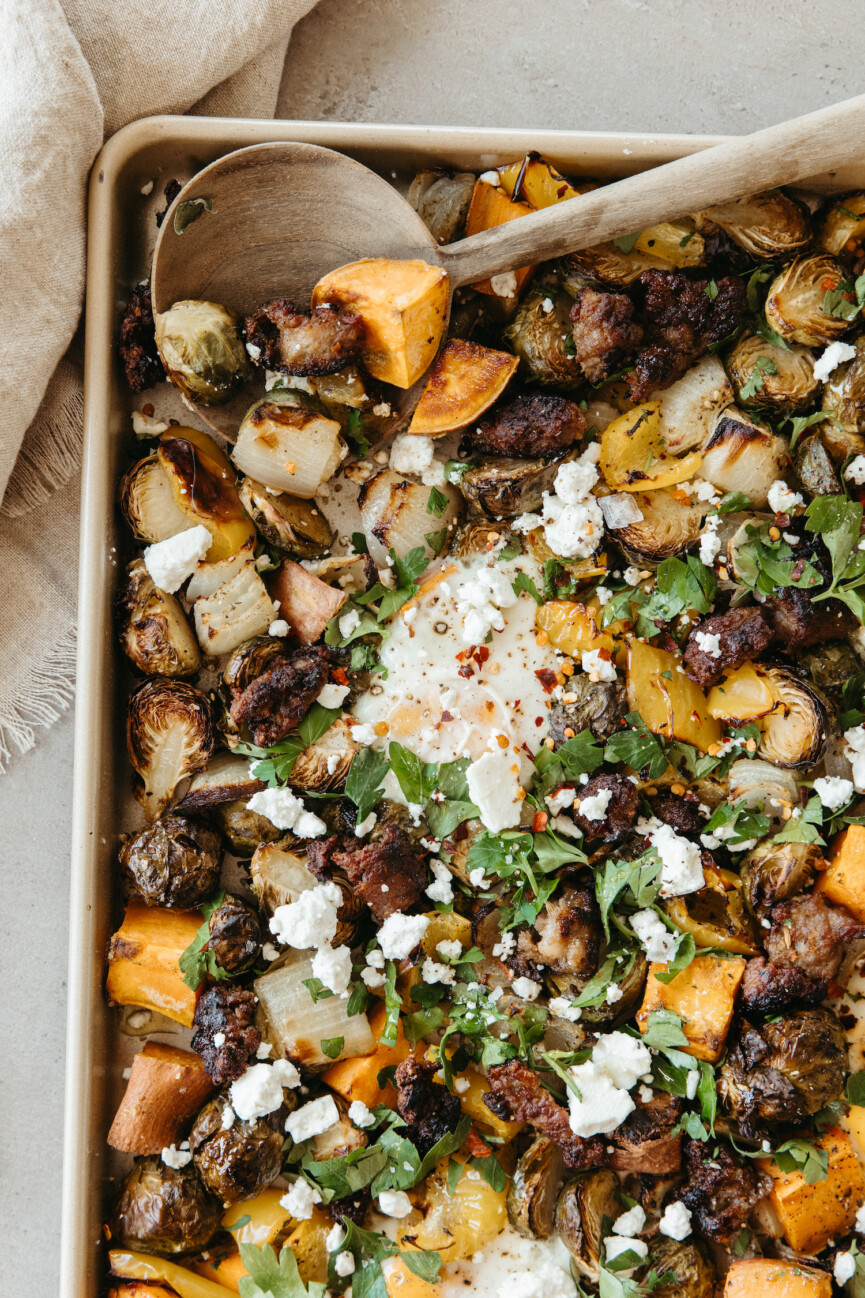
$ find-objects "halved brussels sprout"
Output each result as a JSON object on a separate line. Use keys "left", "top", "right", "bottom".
{"left": 821, "top": 334, "right": 865, "bottom": 435}
{"left": 645, "top": 1237, "right": 716, "bottom": 1298}
{"left": 504, "top": 289, "right": 583, "bottom": 389}
{"left": 190, "top": 1094, "right": 283, "bottom": 1204}
{"left": 801, "top": 641, "right": 862, "bottom": 700}
{"left": 696, "top": 191, "right": 811, "bottom": 258}
{"left": 548, "top": 673, "right": 627, "bottom": 745}
{"left": 206, "top": 893, "right": 262, "bottom": 975}
{"left": 699, "top": 407, "right": 787, "bottom": 508}
{"left": 765, "top": 255, "right": 853, "bottom": 346}
{"left": 119, "top": 814, "right": 222, "bottom": 909}
{"left": 155, "top": 299, "right": 251, "bottom": 405}
{"left": 607, "top": 487, "right": 703, "bottom": 567}
{"left": 120, "top": 454, "right": 189, "bottom": 545}
{"left": 450, "top": 519, "right": 520, "bottom": 559}
{"left": 250, "top": 839, "right": 363, "bottom": 947}
{"left": 127, "top": 679, "right": 215, "bottom": 820}
{"left": 663, "top": 868, "right": 760, "bottom": 955}
{"left": 270, "top": 366, "right": 400, "bottom": 443}
{"left": 555, "top": 1169, "right": 619, "bottom": 1282}
{"left": 725, "top": 332, "right": 818, "bottom": 414}
{"left": 290, "top": 717, "right": 358, "bottom": 793}
{"left": 795, "top": 427, "right": 842, "bottom": 496}
{"left": 727, "top": 758, "right": 799, "bottom": 822}
{"left": 740, "top": 840, "right": 823, "bottom": 918}
{"left": 311, "top": 1108, "right": 368, "bottom": 1161}
{"left": 110, "top": 1156, "right": 222, "bottom": 1255}
{"left": 232, "top": 391, "right": 344, "bottom": 499}
{"left": 507, "top": 1136, "right": 565, "bottom": 1239}
{"left": 213, "top": 799, "right": 281, "bottom": 857}
{"left": 559, "top": 220, "right": 704, "bottom": 289}
{"left": 459, "top": 449, "right": 576, "bottom": 518}
{"left": 223, "top": 636, "right": 287, "bottom": 694}
{"left": 237, "top": 478, "right": 334, "bottom": 558}
{"left": 118, "top": 559, "right": 200, "bottom": 677}
{"left": 759, "top": 667, "right": 829, "bottom": 770}
{"left": 818, "top": 191, "right": 865, "bottom": 256}
{"left": 566, "top": 951, "right": 648, "bottom": 1028}
{"left": 408, "top": 169, "right": 476, "bottom": 245}
{"left": 176, "top": 751, "right": 265, "bottom": 811}
{"left": 157, "top": 435, "right": 256, "bottom": 564}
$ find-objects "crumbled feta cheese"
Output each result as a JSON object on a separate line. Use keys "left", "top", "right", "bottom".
{"left": 131, "top": 408, "right": 169, "bottom": 437}
{"left": 317, "top": 683, "right": 350, "bottom": 709}
{"left": 813, "top": 340, "right": 857, "bottom": 382}
{"left": 612, "top": 1205, "right": 646, "bottom": 1236}
{"left": 335, "top": 1252, "right": 356, "bottom": 1277}
{"left": 268, "top": 619, "right": 290, "bottom": 636}
{"left": 350, "top": 721, "right": 377, "bottom": 746}
{"left": 378, "top": 912, "right": 429, "bottom": 960}
{"left": 366, "top": 949, "right": 385, "bottom": 969}
{"left": 339, "top": 608, "right": 361, "bottom": 638}
{"left": 261, "top": 941, "right": 280, "bottom": 962}
{"left": 845, "top": 725, "right": 865, "bottom": 792}
{"left": 581, "top": 648, "right": 617, "bottom": 681}
{"left": 767, "top": 479, "right": 804, "bottom": 515}
{"left": 280, "top": 1179, "right": 322, "bottom": 1219}
{"left": 492, "top": 930, "right": 516, "bottom": 960}
{"left": 230, "top": 1060, "right": 300, "bottom": 1121}
{"left": 490, "top": 270, "right": 518, "bottom": 298}
{"left": 813, "top": 775, "right": 854, "bottom": 811}
{"left": 846, "top": 454, "right": 865, "bottom": 486}
{"left": 694, "top": 630, "right": 722, "bottom": 659}
{"left": 835, "top": 1251, "right": 857, "bottom": 1286}
{"left": 354, "top": 811, "right": 377, "bottom": 837}
{"left": 378, "top": 1189, "right": 413, "bottom": 1218}
{"left": 389, "top": 432, "right": 446, "bottom": 486}
{"left": 221, "top": 1104, "right": 236, "bottom": 1130}
{"left": 699, "top": 513, "right": 722, "bottom": 565}
{"left": 143, "top": 525, "right": 212, "bottom": 593}
{"left": 478, "top": 170, "right": 500, "bottom": 186}
{"left": 469, "top": 866, "right": 488, "bottom": 888}
{"left": 693, "top": 479, "right": 719, "bottom": 502}
{"left": 592, "top": 1032, "right": 652, "bottom": 1090}
{"left": 603, "top": 1236, "right": 648, "bottom": 1265}
{"left": 567, "top": 1032, "right": 651, "bottom": 1138}
{"left": 577, "top": 788, "right": 612, "bottom": 821}
{"left": 421, "top": 956, "right": 456, "bottom": 985}
{"left": 622, "top": 565, "right": 641, "bottom": 585}
{"left": 543, "top": 495, "right": 605, "bottom": 560}
{"left": 637, "top": 816, "right": 704, "bottom": 897}
{"left": 269, "top": 882, "right": 342, "bottom": 948}
{"left": 595, "top": 585, "right": 613, "bottom": 605}
{"left": 361, "top": 966, "right": 386, "bottom": 989}
{"left": 512, "top": 976, "right": 541, "bottom": 1001}
{"left": 326, "top": 1223, "right": 346, "bottom": 1252}
{"left": 247, "top": 787, "right": 327, "bottom": 837}
{"left": 213, "top": 1031, "right": 226, "bottom": 1048}
{"left": 285, "top": 1095, "right": 340, "bottom": 1142}
{"left": 605, "top": 982, "right": 623, "bottom": 1004}
{"left": 630, "top": 908, "right": 678, "bottom": 963}
{"left": 659, "top": 1201, "right": 692, "bottom": 1240}
{"left": 466, "top": 750, "right": 524, "bottom": 832}
{"left": 426, "top": 858, "right": 455, "bottom": 904}
{"left": 549, "top": 996, "right": 582, "bottom": 1021}
{"left": 542, "top": 297, "right": 554, "bottom": 313}
{"left": 685, "top": 1069, "right": 700, "bottom": 1100}
{"left": 161, "top": 1142, "right": 192, "bottom": 1169}
{"left": 546, "top": 786, "right": 576, "bottom": 815}
{"left": 348, "top": 1099, "right": 376, "bottom": 1128}
{"left": 312, "top": 943, "right": 352, "bottom": 995}
{"left": 437, "top": 940, "right": 462, "bottom": 961}
{"left": 256, "top": 1041, "right": 272, "bottom": 1059}
{"left": 555, "top": 447, "right": 601, "bottom": 503}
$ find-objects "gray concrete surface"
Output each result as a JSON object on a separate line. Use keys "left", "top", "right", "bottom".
{"left": 3, "top": 1, "right": 865, "bottom": 1292}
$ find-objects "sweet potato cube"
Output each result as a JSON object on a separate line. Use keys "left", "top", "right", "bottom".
{"left": 818, "top": 824, "right": 865, "bottom": 921}
{"left": 322, "top": 1001, "right": 411, "bottom": 1109}
{"left": 627, "top": 639, "right": 722, "bottom": 754}
{"left": 268, "top": 559, "right": 347, "bottom": 645}
{"left": 464, "top": 179, "right": 534, "bottom": 296}
{"left": 312, "top": 258, "right": 448, "bottom": 389}
{"left": 106, "top": 900, "right": 202, "bottom": 1028}
{"left": 408, "top": 339, "right": 518, "bottom": 436}
{"left": 723, "top": 1259, "right": 832, "bottom": 1298}
{"left": 761, "top": 1128, "right": 865, "bottom": 1255}
{"left": 108, "top": 1041, "right": 214, "bottom": 1153}
{"left": 637, "top": 955, "right": 745, "bottom": 1062}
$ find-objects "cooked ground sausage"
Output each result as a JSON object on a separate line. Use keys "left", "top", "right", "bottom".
{"left": 764, "top": 892, "right": 865, "bottom": 982}
{"left": 683, "top": 607, "right": 774, "bottom": 689}
{"left": 243, "top": 299, "right": 364, "bottom": 376}
{"left": 118, "top": 281, "right": 165, "bottom": 393}
{"left": 464, "top": 391, "right": 586, "bottom": 458}
{"left": 609, "top": 1091, "right": 682, "bottom": 1175}
{"left": 155, "top": 179, "right": 182, "bottom": 228}
{"left": 310, "top": 825, "right": 428, "bottom": 923}
{"left": 516, "top": 881, "right": 601, "bottom": 980}
{"left": 649, "top": 790, "right": 704, "bottom": 836}
{"left": 484, "top": 1059, "right": 606, "bottom": 1169}
{"left": 229, "top": 645, "right": 330, "bottom": 747}
{"left": 762, "top": 584, "right": 856, "bottom": 650}
{"left": 572, "top": 772, "right": 639, "bottom": 842}
{"left": 679, "top": 1137, "right": 771, "bottom": 1246}
{"left": 394, "top": 1058, "right": 462, "bottom": 1156}
{"left": 569, "top": 287, "right": 643, "bottom": 383}
{"left": 626, "top": 269, "right": 746, "bottom": 400}
{"left": 191, "top": 985, "right": 261, "bottom": 1086}
{"left": 739, "top": 956, "right": 828, "bottom": 1017}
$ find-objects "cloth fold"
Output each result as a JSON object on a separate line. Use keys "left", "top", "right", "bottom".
{"left": 0, "top": 0, "right": 319, "bottom": 770}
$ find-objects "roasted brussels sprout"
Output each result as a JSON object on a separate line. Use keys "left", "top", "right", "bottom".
{"left": 606, "top": 487, "right": 703, "bottom": 566}
{"left": 818, "top": 191, "right": 865, "bottom": 256}
{"left": 795, "top": 427, "right": 842, "bottom": 496}
{"left": 110, "top": 1156, "right": 222, "bottom": 1255}
{"left": 118, "top": 560, "right": 200, "bottom": 678}
{"left": 120, "top": 454, "right": 189, "bottom": 545}
{"left": 458, "top": 448, "right": 576, "bottom": 518}
{"left": 289, "top": 717, "right": 358, "bottom": 794}
{"left": 801, "top": 641, "right": 862, "bottom": 700}
{"left": 699, "top": 407, "right": 787, "bottom": 508}
{"left": 555, "top": 1169, "right": 619, "bottom": 1282}
{"left": 189, "top": 1094, "right": 284, "bottom": 1204}
{"left": 559, "top": 220, "right": 704, "bottom": 289}
{"left": 126, "top": 678, "right": 215, "bottom": 820}
{"left": 237, "top": 478, "right": 334, "bottom": 558}
{"left": 549, "top": 673, "right": 628, "bottom": 746}
{"left": 205, "top": 893, "right": 262, "bottom": 974}
{"left": 311, "top": 1109, "right": 367, "bottom": 1161}
{"left": 821, "top": 334, "right": 865, "bottom": 435}
{"left": 250, "top": 840, "right": 364, "bottom": 946}
{"left": 727, "top": 758, "right": 799, "bottom": 822}
{"left": 119, "top": 815, "right": 222, "bottom": 909}
{"left": 223, "top": 636, "right": 288, "bottom": 694}
{"left": 450, "top": 519, "right": 520, "bottom": 558}
{"left": 719, "top": 1008, "right": 848, "bottom": 1136}
{"left": 155, "top": 299, "right": 251, "bottom": 405}
{"left": 270, "top": 366, "right": 399, "bottom": 443}
{"left": 507, "top": 1137, "right": 565, "bottom": 1239}
{"left": 644, "top": 1237, "right": 716, "bottom": 1298}
{"left": 576, "top": 950, "right": 648, "bottom": 1028}
{"left": 696, "top": 191, "right": 811, "bottom": 258}
{"left": 740, "top": 840, "right": 823, "bottom": 918}
{"left": 765, "top": 255, "right": 854, "bottom": 346}
{"left": 408, "top": 168, "right": 476, "bottom": 245}
{"left": 213, "top": 799, "right": 282, "bottom": 857}
{"left": 758, "top": 667, "right": 829, "bottom": 770}
{"left": 504, "top": 289, "right": 582, "bottom": 389}
{"left": 725, "top": 332, "right": 819, "bottom": 414}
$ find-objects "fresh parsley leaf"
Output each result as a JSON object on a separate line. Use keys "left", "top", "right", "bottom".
{"left": 847, "top": 1071, "right": 865, "bottom": 1107}
{"left": 705, "top": 279, "right": 718, "bottom": 301}
{"left": 425, "top": 528, "right": 448, "bottom": 556}
{"left": 641, "top": 1009, "right": 690, "bottom": 1050}
{"left": 497, "top": 538, "right": 523, "bottom": 563}
{"left": 613, "top": 231, "right": 641, "bottom": 254}
{"left": 345, "top": 747, "right": 389, "bottom": 823}
{"left": 595, "top": 852, "right": 662, "bottom": 939}
{"left": 379, "top": 961, "right": 402, "bottom": 1047}
{"left": 239, "top": 1242, "right": 327, "bottom": 1298}
{"left": 352, "top": 531, "right": 369, "bottom": 554}
{"left": 773, "top": 794, "right": 825, "bottom": 845}
{"left": 731, "top": 1228, "right": 751, "bottom": 1258}
{"left": 785, "top": 409, "right": 837, "bottom": 452}
{"left": 469, "top": 1153, "right": 508, "bottom": 1192}
{"left": 542, "top": 558, "right": 580, "bottom": 601}
{"left": 823, "top": 277, "right": 861, "bottom": 322}
{"left": 299, "top": 703, "right": 342, "bottom": 748}
{"left": 426, "top": 486, "right": 448, "bottom": 517}
{"left": 716, "top": 491, "right": 753, "bottom": 514}
{"left": 354, "top": 545, "right": 428, "bottom": 622}
{"left": 512, "top": 571, "right": 543, "bottom": 605}
{"left": 302, "top": 977, "right": 335, "bottom": 1003}
{"left": 652, "top": 931, "right": 697, "bottom": 984}
{"left": 604, "top": 711, "right": 668, "bottom": 778}
{"left": 533, "top": 728, "right": 604, "bottom": 797}
{"left": 739, "top": 355, "right": 778, "bottom": 399}
{"left": 445, "top": 459, "right": 477, "bottom": 483}
{"left": 773, "top": 1138, "right": 829, "bottom": 1184}
{"left": 345, "top": 409, "right": 370, "bottom": 457}
{"left": 320, "top": 1036, "right": 344, "bottom": 1060}
{"left": 178, "top": 890, "right": 229, "bottom": 991}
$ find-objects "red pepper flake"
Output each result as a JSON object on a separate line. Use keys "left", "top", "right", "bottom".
{"left": 690, "top": 710, "right": 701, "bottom": 726}
{"left": 441, "top": 711, "right": 454, "bottom": 723}
{"left": 535, "top": 668, "right": 558, "bottom": 694}
{"left": 458, "top": 664, "right": 474, "bottom": 679}
{"left": 532, "top": 811, "right": 549, "bottom": 832}
{"left": 455, "top": 649, "right": 468, "bottom": 663}
{"left": 822, "top": 277, "right": 839, "bottom": 290}
{"left": 466, "top": 1127, "right": 493, "bottom": 1158}
{"left": 333, "top": 666, "right": 349, "bottom": 686}
{"left": 473, "top": 645, "right": 490, "bottom": 667}
{"left": 535, "top": 716, "right": 543, "bottom": 726}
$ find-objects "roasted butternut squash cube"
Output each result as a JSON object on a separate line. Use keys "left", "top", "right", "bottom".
{"left": 600, "top": 403, "right": 702, "bottom": 492}
{"left": 844, "top": 1100, "right": 865, "bottom": 1162}
{"left": 408, "top": 339, "right": 518, "bottom": 436}
{"left": 312, "top": 258, "right": 448, "bottom": 389}
{"left": 723, "top": 1259, "right": 832, "bottom": 1298}
{"left": 464, "top": 179, "right": 534, "bottom": 296}
{"left": 818, "top": 824, "right": 865, "bottom": 922}
{"left": 322, "top": 1001, "right": 411, "bottom": 1110}
{"left": 106, "top": 900, "right": 201, "bottom": 1028}
{"left": 627, "top": 639, "right": 722, "bottom": 753}
{"left": 707, "top": 660, "right": 777, "bottom": 722}
{"left": 637, "top": 954, "right": 746, "bottom": 1062}
{"left": 761, "top": 1128, "right": 865, "bottom": 1255}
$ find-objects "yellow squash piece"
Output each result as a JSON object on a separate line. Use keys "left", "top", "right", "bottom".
{"left": 761, "top": 1128, "right": 865, "bottom": 1255}
{"left": 222, "top": 1189, "right": 293, "bottom": 1247}
{"left": 157, "top": 435, "right": 255, "bottom": 563}
{"left": 406, "top": 1156, "right": 507, "bottom": 1259}
{"left": 464, "top": 179, "right": 534, "bottom": 295}
{"left": 109, "top": 1250, "right": 235, "bottom": 1297}
{"left": 818, "top": 824, "right": 865, "bottom": 922}
{"left": 106, "top": 900, "right": 201, "bottom": 1028}
{"left": 637, "top": 954, "right": 746, "bottom": 1062}
{"left": 408, "top": 339, "right": 518, "bottom": 436}
{"left": 536, "top": 599, "right": 625, "bottom": 661}
{"left": 633, "top": 221, "right": 705, "bottom": 268}
{"left": 723, "top": 1259, "right": 832, "bottom": 1298}
{"left": 600, "top": 403, "right": 702, "bottom": 492}
{"left": 627, "top": 639, "right": 722, "bottom": 753}
{"left": 285, "top": 1208, "right": 332, "bottom": 1284}
{"left": 497, "top": 154, "right": 583, "bottom": 208}
{"left": 663, "top": 867, "right": 761, "bottom": 956}
{"left": 312, "top": 258, "right": 448, "bottom": 389}
{"left": 706, "top": 660, "right": 778, "bottom": 722}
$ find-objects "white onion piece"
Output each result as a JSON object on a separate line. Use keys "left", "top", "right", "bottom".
{"left": 358, "top": 469, "right": 462, "bottom": 566}
{"left": 657, "top": 355, "right": 733, "bottom": 454}
{"left": 255, "top": 950, "right": 374, "bottom": 1067}
{"left": 822, "top": 734, "right": 855, "bottom": 782}
{"left": 232, "top": 408, "right": 344, "bottom": 498}
{"left": 584, "top": 399, "right": 620, "bottom": 433}
{"left": 193, "top": 563, "right": 275, "bottom": 655}
{"left": 699, "top": 407, "right": 786, "bottom": 508}
{"left": 599, "top": 492, "right": 644, "bottom": 529}
{"left": 728, "top": 758, "right": 798, "bottom": 820}
{"left": 186, "top": 539, "right": 256, "bottom": 600}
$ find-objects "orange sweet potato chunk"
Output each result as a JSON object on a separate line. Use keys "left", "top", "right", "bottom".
{"left": 464, "top": 180, "right": 534, "bottom": 296}
{"left": 818, "top": 824, "right": 865, "bottom": 921}
{"left": 106, "top": 899, "right": 201, "bottom": 1028}
{"left": 408, "top": 339, "right": 518, "bottom": 436}
{"left": 637, "top": 955, "right": 745, "bottom": 1062}
{"left": 723, "top": 1259, "right": 831, "bottom": 1298}
{"left": 761, "top": 1128, "right": 865, "bottom": 1255}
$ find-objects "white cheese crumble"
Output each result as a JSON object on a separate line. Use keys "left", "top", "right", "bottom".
{"left": 456, "top": 564, "right": 518, "bottom": 645}
{"left": 339, "top": 608, "right": 361, "bottom": 638}
{"left": 856, "top": 1201, "right": 865, "bottom": 1233}
{"left": 312, "top": 942, "right": 352, "bottom": 995}
{"left": 605, "top": 982, "right": 623, "bottom": 1004}
{"left": 699, "top": 513, "right": 722, "bottom": 566}
{"left": 636, "top": 816, "right": 704, "bottom": 897}
{"left": 286, "top": 1095, "right": 340, "bottom": 1142}
{"left": 316, "top": 683, "right": 350, "bottom": 709}
{"left": 694, "top": 630, "right": 722, "bottom": 659}
{"left": 426, "top": 858, "right": 455, "bottom": 904}
{"left": 348, "top": 1100, "right": 376, "bottom": 1128}
{"left": 548, "top": 996, "right": 582, "bottom": 1022}
{"left": 161, "top": 1142, "right": 192, "bottom": 1169}
{"left": 603, "top": 1236, "right": 648, "bottom": 1265}
{"left": 437, "top": 939, "right": 463, "bottom": 961}
{"left": 546, "top": 786, "right": 576, "bottom": 815}
{"left": 835, "top": 1251, "right": 857, "bottom": 1286}
{"left": 269, "top": 619, "right": 290, "bottom": 637}
{"left": 280, "top": 1179, "right": 322, "bottom": 1219}
{"left": 845, "top": 724, "right": 865, "bottom": 792}
{"left": 256, "top": 1041, "right": 272, "bottom": 1059}
{"left": 143, "top": 524, "right": 212, "bottom": 593}
{"left": 354, "top": 811, "right": 377, "bottom": 837}
{"left": 469, "top": 866, "right": 488, "bottom": 888}
{"left": 466, "top": 750, "right": 524, "bottom": 832}
{"left": 131, "top": 409, "right": 169, "bottom": 437}
{"left": 351, "top": 721, "right": 377, "bottom": 745}
{"left": 846, "top": 454, "right": 865, "bottom": 485}
{"left": 767, "top": 479, "right": 804, "bottom": 515}
{"left": 659, "top": 1201, "right": 692, "bottom": 1240}
{"left": 490, "top": 270, "right": 518, "bottom": 298}
{"left": 513, "top": 445, "right": 604, "bottom": 559}
{"left": 813, "top": 775, "right": 854, "bottom": 811}
{"left": 492, "top": 930, "right": 516, "bottom": 960}
{"left": 685, "top": 1069, "right": 700, "bottom": 1100}
{"left": 335, "top": 1252, "right": 356, "bottom": 1277}
{"left": 377, "top": 912, "right": 430, "bottom": 960}
{"left": 247, "top": 787, "right": 326, "bottom": 837}
{"left": 269, "top": 882, "right": 342, "bottom": 948}
{"left": 622, "top": 565, "right": 641, "bottom": 586}
{"left": 389, "top": 432, "right": 447, "bottom": 487}
{"left": 812, "top": 339, "right": 857, "bottom": 382}
{"left": 512, "top": 976, "right": 542, "bottom": 1001}
{"left": 595, "top": 585, "right": 613, "bottom": 605}
{"left": 567, "top": 1032, "right": 651, "bottom": 1138}
{"left": 422, "top": 957, "right": 456, "bottom": 986}
{"left": 326, "top": 1224, "right": 346, "bottom": 1252}
{"left": 221, "top": 1104, "right": 236, "bottom": 1130}
{"left": 377, "top": 1189, "right": 413, "bottom": 1218}
{"left": 630, "top": 908, "right": 678, "bottom": 963}
{"left": 577, "top": 788, "right": 612, "bottom": 822}
{"left": 581, "top": 648, "right": 617, "bottom": 681}
{"left": 230, "top": 1059, "right": 301, "bottom": 1120}
{"left": 612, "top": 1205, "right": 646, "bottom": 1236}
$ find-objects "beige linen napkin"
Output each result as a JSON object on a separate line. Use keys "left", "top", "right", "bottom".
{"left": 0, "top": 0, "right": 319, "bottom": 770}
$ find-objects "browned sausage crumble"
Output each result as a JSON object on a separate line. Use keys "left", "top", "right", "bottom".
{"left": 683, "top": 606, "right": 774, "bottom": 688}
{"left": 191, "top": 984, "right": 261, "bottom": 1086}
{"left": 118, "top": 281, "right": 165, "bottom": 393}
{"left": 229, "top": 644, "right": 330, "bottom": 747}
{"left": 243, "top": 298, "right": 365, "bottom": 376}
{"left": 484, "top": 1059, "right": 606, "bottom": 1169}
{"left": 465, "top": 391, "right": 587, "bottom": 458}
{"left": 569, "top": 287, "right": 643, "bottom": 383}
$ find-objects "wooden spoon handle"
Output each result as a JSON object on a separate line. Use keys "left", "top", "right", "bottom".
{"left": 439, "top": 93, "right": 865, "bottom": 288}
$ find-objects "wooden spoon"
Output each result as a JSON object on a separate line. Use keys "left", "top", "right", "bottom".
{"left": 151, "top": 94, "right": 865, "bottom": 438}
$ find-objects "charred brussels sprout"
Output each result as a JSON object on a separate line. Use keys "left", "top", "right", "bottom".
{"left": 459, "top": 449, "right": 576, "bottom": 518}
{"left": 559, "top": 221, "right": 704, "bottom": 289}
{"left": 223, "top": 636, "right": 288, "bottom": 694}
{"left": 758, "top": 667, "right": 829, "bottom": 770}
{"left": 127, "top": 679, "right": 215, "bottom": 820}
{"left": 408, "top": 169, "right": 476, "bottom": 245}
{"left": 801, "top": 641, "right": 862, "bottom": 700}
{"left": 155, "top": 299, "right": 251, "bottom": 405}
{"left": 818, "top": 192, "right": 865, "bottom": 256}
{"left": 213, "top": 800, "right": 282, "bottom": 857}
{"left": 607, "top": 487, "right": 703, "bottom": 566}
{"left": 189, "top": 1094, "right": 284, "bottom": 1204}
{"left": 764, "top": 255, "right": 854, "bottom": 346}
{"left": 507, "top": 1136, "right": 565, "bottom": 1239}
{"left": 549, "top": 672, "right": 627, "bottom": 745}
{"left": 719, "top": 1008, "right": 848, "bottom": 1136}
{"left": 110, "top": 1156, "right": 222, "bottom": 1255}
{"left": 205, "top": 893, "right": 262, "bottom": 974}
{"left": 119, "top": 815, "right": 222, "bottom": 909}
{"left": 237, "top": 478, "right": 334, "bottom": 558}
{"left": 644, "top": 1237, "right": 715, "bottom": 1298}
{"left": 696, "top": 191, "right": 811, "bottom": 259}
{"left": 504, "top": 289, "right": 582, "bottom": 389}
{"left": 794, "top": 428, "right": 842, "bottom": 497}
{"left": 726, "top": 332, "right": 818, "bottom": 414}
{"left": 576, "top": 951, "right": 647, "bottom": 1028}
{"left": 555, "top": 1169, "right": 619, "bottom": 1282}
{"left": 118, "top": 559, "right": 200, "bottom": 677}
{"left": 740, "top": 840, "right": 823, "bottom": 918}
{"left": 821, "top": 335, "right": 865, "bottom": 436}
{"left": 450, "top": 519, "right": 520, "bottom": 559}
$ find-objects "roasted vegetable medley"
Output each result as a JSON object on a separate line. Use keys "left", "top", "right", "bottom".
{"left": 107, "top": 156, "right": 865, "bottom": 1298}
